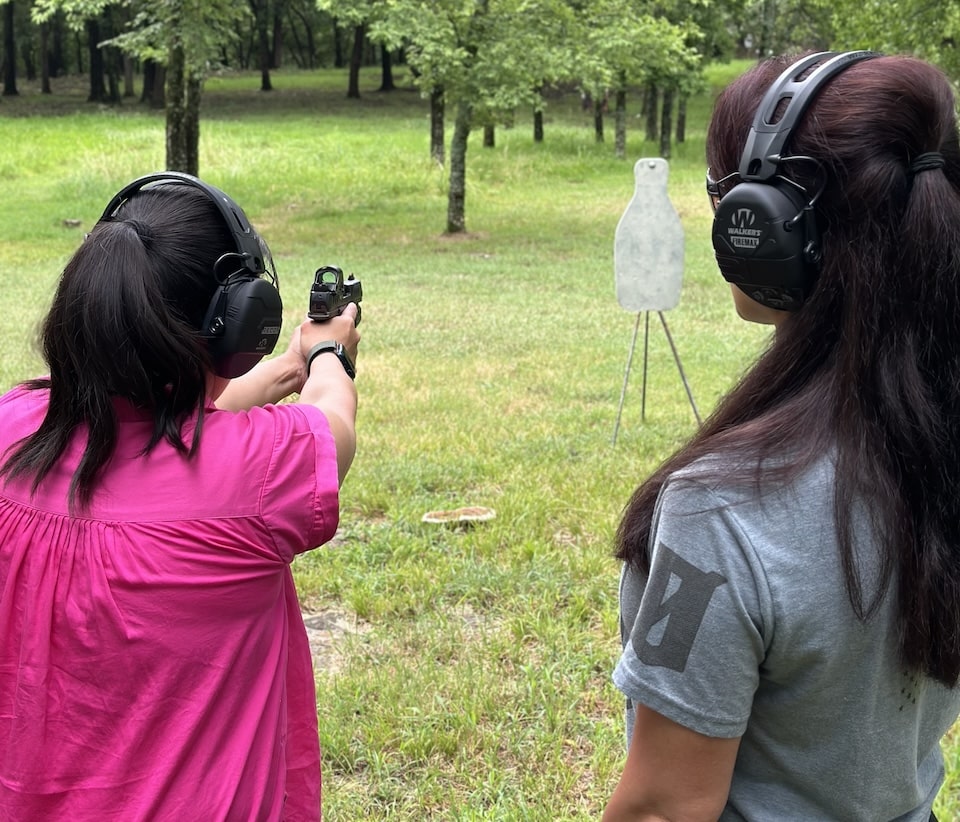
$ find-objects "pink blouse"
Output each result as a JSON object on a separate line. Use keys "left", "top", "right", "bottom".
{"left": 0, "top": 386, "right": 339, "bottom": 821}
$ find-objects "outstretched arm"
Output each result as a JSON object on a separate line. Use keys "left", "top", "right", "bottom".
{"left": 215, "top": 304, "right": 361, "bottom": 484}
{"left": 295, "top": 303, "right": 360, "bottom": 485}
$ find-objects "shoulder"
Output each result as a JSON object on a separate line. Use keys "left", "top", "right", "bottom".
{"left": 646, "top": 450, "right": 839, "bottom": 607}
{"left": 204, "top": 402, "right": 330, "bottom": 443}
{"left": 0, "top": 382, "right": 47, "bottom": 408}
{"left": 0, "top": 383, "right": 49, "bottom": 438}
{"left": 186, "top": 403, "right": 336, "bottom": 489}
{"left": 661, "top": 449, "right": 837, "bottom": 515}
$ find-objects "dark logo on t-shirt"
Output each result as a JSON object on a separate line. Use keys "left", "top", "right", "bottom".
{"left": 632, "top": 544, "right": 727, "bottom": 672}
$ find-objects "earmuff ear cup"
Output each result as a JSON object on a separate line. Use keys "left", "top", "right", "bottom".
{"left": 202, "top": 276, "right": 284, "bottom": 379}
{"left": 711, "top": 181, "right": 814, "bottom": 311}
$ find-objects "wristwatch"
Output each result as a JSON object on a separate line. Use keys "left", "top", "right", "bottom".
{"left": 306, "top": 340, "right": 356, "bottom": 380}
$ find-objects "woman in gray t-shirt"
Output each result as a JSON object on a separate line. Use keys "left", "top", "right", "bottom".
{"left": 606, "top": 50, "right": 960, "bottom": 822}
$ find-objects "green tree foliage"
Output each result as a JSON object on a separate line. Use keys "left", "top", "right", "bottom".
{"left": 13, "top": 0, "right": 812, "bottom": 229}
{"left": 314, "top": 0, "right": 384, "bottom": 96}
{"left": 571, "top": 0, "right": 700, "bottom": 158}
{"left": 735, "top": 0, "right": 832, "bottom": 58}
{"left": 325, "top": 0, "right": 584, "bottom": 233}
{"left": 328, "top": 0, "right": 693, "bottom": 231}
{"left": 818, "top": 0, "right": 960, "bottom": 78}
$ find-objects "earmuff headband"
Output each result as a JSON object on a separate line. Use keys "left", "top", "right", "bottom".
{"left": 739, "top": 50, "right": 881, "bottom": 182}
{"left": 99, "top": 171, "right": 268, "bottom": 277}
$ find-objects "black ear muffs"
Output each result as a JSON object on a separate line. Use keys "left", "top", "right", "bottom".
{"left": 100, "top": 171, "right": 283, "bottom": 378}
{"left": 200, "top": 274, "right": 284, "bottom": 379}
{"left": 712, "top": 50, "right": 880, "bottom": 310}
{"left": 713, "top": 180, "right": 813, "bottom": 311}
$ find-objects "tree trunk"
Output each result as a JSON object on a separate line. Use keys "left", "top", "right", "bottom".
{"left": 532, "top": 84, "right": 544, "bottom": 143}
{"left": 250, "top": 0, "right": 272, "bottom": 91}
{"left": 123, "top": 55, "right": 134, "bottom": 98}
{"left": 430, "top": 85, "right": 444, "bottom": 165}
{"left": 483, "top": 124, "right": 494, "bottom": 148}
{"left": 185, "top": 71, "right": 201, "bottom": 176}
{"left": 290, "top": 6, "right": 316, "bottom": 68}
{"left": 659, "top": 87, "right": 674, "bottom": 159}
{"left": 447, "top": 101, "right": 471, "bottom": 234}
{"left": 105, "top": 46, "right": 121, "bottom": 103}
{"left": 271, "top": 1, "right": 284, "bottom": 68}
{"left": 347, "top": 23, "right": 364, "bottom": 98}
{"left": 379, "top": 47, "right": 394, "bottom": 91}
{"left": 644, "top": 82, "right": 658, "bottom": 142}
{"left": 142, "top": 60, "right": 166, "bottom": 108}
{"left": 2, "top": 1, "right": 17, "bottom": 96}
{"left": 86, "top": 18, "right": 107, "bottom": 102}
{"left": 614, "top": 86, "right": 627, "bottom": 159}
{"left": 40, "top": 22, "right": 51, "bottom": 93}
{"left": 593, "top": 98, "right": 604, "bottom": 143}
{"left": 286, "top": 8, "right": 304, "bottom": 67}
{"left": 22, "top": 39, "right": 36, "bottom": 82}
{"left": 236, "top": 33, "right": 251, "bottom": 69}
{"left": 259, "top": 53, "right": 272, "bottom": 91}
{"left": 141, "top": 60, "right": 154, "bottom": 103}
{"left": 50, "top": 17, "right": 65, "bottom": 77}
{"left": 103, "top": 10, "right": 122, "bottom": 106}
{"left": 333, "top": 23, "right": 345, "bottom": 68}
{"left": 676, "top": 96, "right": 687, "bottom": 143}
{"left": 166, "top": 41, "right": 189, "bottom": 172}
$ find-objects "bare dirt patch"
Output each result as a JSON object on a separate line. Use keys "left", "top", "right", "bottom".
{"left": 301, "top": 608, "right": 371, "bottom": 674}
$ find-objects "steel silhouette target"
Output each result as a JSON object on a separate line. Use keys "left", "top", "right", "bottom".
{"left": 614, "top": 158, "right": 684, "bottom": 310}
{"left": 612, "top": 158, "right": 700, "bottom": 444}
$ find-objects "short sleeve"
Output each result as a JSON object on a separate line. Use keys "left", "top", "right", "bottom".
{"left": 258, "top": 403, "right": 340, "bottom": 562}
{"left": 613, "top": 477, "right": 772, "bottom": 739}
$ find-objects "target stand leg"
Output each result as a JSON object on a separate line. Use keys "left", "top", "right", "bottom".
{"left": 612, "top": 311, "right": 701, "bottom": 445}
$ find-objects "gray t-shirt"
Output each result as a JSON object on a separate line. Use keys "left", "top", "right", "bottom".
{"left": 614, "top": 455, "right": 960, "bottom": 821}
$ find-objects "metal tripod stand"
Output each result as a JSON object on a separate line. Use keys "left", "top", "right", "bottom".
{"left": 612, "top": 310, "right": 701, "bottom": 446}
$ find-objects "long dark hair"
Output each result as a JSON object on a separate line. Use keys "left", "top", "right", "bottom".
{"left": 616, "top": 54, "right": 960, "bottom": 686}
{"left": 0, "top": 184, "right": 237, "bottom": 509}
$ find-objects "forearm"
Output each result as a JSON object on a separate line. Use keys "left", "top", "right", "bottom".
{"left": 297, "top": 353, "right": 358, "bottom": 484}
{"left": 215, "top": 351, "right": 304, "bottom": 411}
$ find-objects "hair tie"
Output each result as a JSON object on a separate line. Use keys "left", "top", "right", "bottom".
{"left": 909, "top": 152, "right": 945, "bottom": 176}
{"left": 118, "top": 219, "right": 153, "bottom": 243}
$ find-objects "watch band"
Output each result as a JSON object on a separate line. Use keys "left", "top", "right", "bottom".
{"left": 306, "top": 340, "right": 356, "bottom": 380}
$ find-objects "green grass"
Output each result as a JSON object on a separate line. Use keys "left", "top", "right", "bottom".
{"left": 2, "top": 61, "right": 957, "bottom": 820}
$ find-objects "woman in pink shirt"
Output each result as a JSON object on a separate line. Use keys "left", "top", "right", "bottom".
{"left": 0, "top": 173, "right": 360, "bottom": 821}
